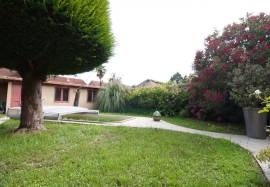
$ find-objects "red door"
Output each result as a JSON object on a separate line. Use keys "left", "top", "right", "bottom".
{"left": 11, "top": 83, "right": 21, "bottom": 107}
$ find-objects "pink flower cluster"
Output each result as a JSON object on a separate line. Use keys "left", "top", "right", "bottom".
{"left": 188, "top": 13, "right": 270, "bottom": 122}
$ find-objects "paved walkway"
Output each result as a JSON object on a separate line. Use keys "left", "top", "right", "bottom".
{"left": 0, "top": 117, "right": 9, "bottom": 124}
{"left": 56, "top": 116, "right": 270, "bottom": 181}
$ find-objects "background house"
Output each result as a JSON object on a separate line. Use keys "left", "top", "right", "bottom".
{"left": 136, "top": 79, "right": 162, "bottom": 88}
{"left": 0, "top": 68, "right": 100, "bottom": 113}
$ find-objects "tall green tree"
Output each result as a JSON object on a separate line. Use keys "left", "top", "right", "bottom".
{"left": 0, "top": 0, "right": 114, "bottom": 131}
{"left": 170, "top": 72, "right": 183, "bottom": 84}
{"left": 96, "top": 65, "right": 107, "bottom": 86}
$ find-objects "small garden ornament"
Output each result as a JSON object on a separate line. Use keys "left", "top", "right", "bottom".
{"left": 153, "top": 111, "right": 161, "bottom": 122}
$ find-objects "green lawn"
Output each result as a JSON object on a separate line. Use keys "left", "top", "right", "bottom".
{"left": 163, "top": 116, "right": 246, "bottom": 135}
{"left": 63, "top": 113, "right": 131, "bottom": 123}
{"left": 0, "top": 114, "right": 5, "bottom": 118}
{"left": 104, "top": 112, "right": 245, "bottom": 135}
{"left": 0, "top": 120, "right": 266, "bottom": 186}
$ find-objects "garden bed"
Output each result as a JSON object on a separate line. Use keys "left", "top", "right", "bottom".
{"left": 0, "top": 120, "right": 267, "bottom": 186}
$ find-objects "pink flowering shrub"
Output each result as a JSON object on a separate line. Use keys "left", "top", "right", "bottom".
{"left": 189, "top": 13, "right": 270, "bottom": 122}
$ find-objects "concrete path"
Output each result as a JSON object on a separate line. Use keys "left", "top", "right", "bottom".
{"left": 0, "top": 117, "right": 9, "bottom": 124}
{"left": 54, "top": 116, "right": 270, "bottom": 181}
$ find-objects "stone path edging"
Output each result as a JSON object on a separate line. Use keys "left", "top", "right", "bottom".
{"left": 47, "top": 116, "right": 270, "bottom": 181}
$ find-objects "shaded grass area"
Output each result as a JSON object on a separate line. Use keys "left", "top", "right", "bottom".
{"left": 0, "top": 120, "right": 266, "bottom": 186}
{"left": 63, "top": 114, "right": 131, "bottom": 123}
{"left": 163, "top": 116, "right": 245, "bottom": 135}
{"left": 0, "top": 114, "right": 5, "bottom": 118}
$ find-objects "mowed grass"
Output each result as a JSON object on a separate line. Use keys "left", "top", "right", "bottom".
{"left": 0, "top": 114, "right": 5, "bottom": 118}
{"left": 103, "top": 112, "right": 246, "bottom": 135}
{"left": 63, "top": 113, "right": 131, "bottom": 123}
{"left": 0, "top": 120, "right": 266, "bottom": 186}
{"left": 163, "top": 116, "right": 245, "bottom": 135}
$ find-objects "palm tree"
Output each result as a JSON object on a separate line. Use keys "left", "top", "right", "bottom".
{"left": 96, "top": 65, "right": 107, "bottom": 86}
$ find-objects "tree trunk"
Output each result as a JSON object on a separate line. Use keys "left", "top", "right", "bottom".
{"left": 17, "top": 72, "right": 45, "bottom": 132}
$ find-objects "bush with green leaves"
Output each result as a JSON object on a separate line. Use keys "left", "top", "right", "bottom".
{"left": 228, "top": 62, "right": 270, "bottom": 108}
{"left": 96, "top": 80, "right": 128, "bottom": 112}
{"left": 260, "top": 96, "right": 270, "bottom": 113}
{"left": 128, "top": 83, "right": 189, "bottom": 116}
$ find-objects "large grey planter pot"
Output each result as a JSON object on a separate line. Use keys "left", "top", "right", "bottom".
{"left": 243, "top": 107, "right": 267, "bottom": 139}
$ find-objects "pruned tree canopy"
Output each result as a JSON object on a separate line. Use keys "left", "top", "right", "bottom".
{"left": 0, "top": 0, "right": 114, "bottom": 131}
{"left": 0, "top": 0, "right": 114, "bottom": 79}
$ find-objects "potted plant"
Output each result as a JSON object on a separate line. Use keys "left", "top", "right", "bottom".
{"left": 228, "top": 63, "right": 270, "bottom": 139}
{"left": 153, "top": 111, "right": 161, "bottom": 121}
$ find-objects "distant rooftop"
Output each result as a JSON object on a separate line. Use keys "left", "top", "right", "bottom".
{"left": 0, "top": 68, "right": 98, "bottom": 89}
{"left": 136, "top": 79, "right": 162, "bottom": 88}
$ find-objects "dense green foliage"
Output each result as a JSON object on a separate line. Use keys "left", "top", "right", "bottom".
{"left": 0, "top": 120, "right": 266, "bottom": 186}
{"left": 229, "top": 62, "right": 270, "bottom": 107}
{"left": 260, "top": 96, "right": 270, "bottom": 113}
{"left": 96, "top": 80, "right": 128, "bottom": 112}
{"left": 0, "top": 0, "right": 113, "bottom": 77}
{"left": 128, "top": 83, "right": 189, "bottom": 116}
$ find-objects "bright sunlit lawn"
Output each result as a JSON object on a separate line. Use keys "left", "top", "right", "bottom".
{"left": 0, "top": 120, "right": 267, "bottom": 186}
{"left": 63, "top": 113, "right": 131, "bottom": 123}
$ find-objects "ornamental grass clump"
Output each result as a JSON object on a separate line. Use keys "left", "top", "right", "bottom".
{"left": 96, "top": 80, "right": 128, "bottom": 112}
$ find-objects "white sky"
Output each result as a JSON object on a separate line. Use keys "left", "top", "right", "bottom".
{"left": 72, "top": 0, "right": 270, "bottom": 86}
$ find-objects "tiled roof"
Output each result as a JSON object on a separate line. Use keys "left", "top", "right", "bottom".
{"left": 136, "top": 79, "right": 162, "bottom": 88}
{"left": 0, "top": 68, "right": 97, "bottom": 89}
{"left": 47, "top": 76, "right": 87, "bottom": 87}
{"left": 0, "top": 68, "right": 21, "bottom": 81}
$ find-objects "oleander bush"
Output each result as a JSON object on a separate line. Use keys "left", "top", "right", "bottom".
{"left": 188, "top": 13, "right": 270, "bottom": 122}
